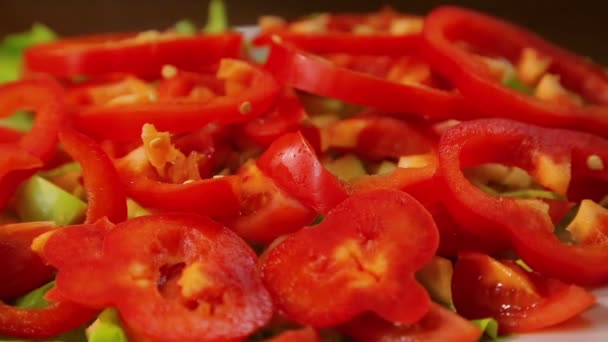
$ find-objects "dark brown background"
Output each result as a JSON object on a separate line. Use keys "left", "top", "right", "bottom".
{"left": 2, "top": 0, "right": 607, "bottom": 64}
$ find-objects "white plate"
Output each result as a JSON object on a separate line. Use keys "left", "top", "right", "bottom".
{"left": 235, "top": 25, "right": 608, "bottom": 341}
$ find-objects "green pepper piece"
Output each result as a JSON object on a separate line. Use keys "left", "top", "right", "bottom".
{"left": 416, "top": 256, "right": 454, "bottom": 308}
{"left": 174, "top": 19, "right": 197, "bottom": 35}
{"left": 127, "top": 198, "right": 151, "bottom": 218}
{"left": 471, "top": 318, "right": 499, "bottom": 340}
{"left": 0, "top": 111, "right": 34, "bottom": 132}
{"left": 15, "top": 175, "right": 87, "bottom": 225}
{"left": 86, "top": 309, "right": 129, "bottom": 342}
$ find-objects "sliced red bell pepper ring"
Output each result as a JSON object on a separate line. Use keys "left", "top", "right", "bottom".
{"left": 257, "top": 131, "right": 347, "bottom": 214}
{"left": 24, "top": 32, "right": 242, "bottom": 79}
{"left": 0, "top": 222, "right": 55, "bottom": 300}
{"left": 227, "top": 161, "right": 316, "bottom": 243}
{"left": 0, "top": 78, "right": 65, "bottom": 209}
{"left": 260, "top": 189, "right": 438, "bottom": 327}
{"left": 422, "top": 6, "right": 608, "bottom": 136}
{"left": 59, "top": 128, "right": 127, "bottom": 224}
{"left": 254, "top": 9, "right": 423, "bottom": 55}
{"left": 341, "top": 302, "right": 482, "bottom": 342}
{"left": 439, "top": 118, "right": 608, "bottom": 285}
{"left": 44, "top": 214, "right": 273, "bottom": 342}
{"left": 72, "top": 59, "right": 281, "bottom": 141}
{"left": 452, "top": 252, "right": 595, "bottom": 333}
{"left": 264, "top": 40, "right": 471, "bottom": 121}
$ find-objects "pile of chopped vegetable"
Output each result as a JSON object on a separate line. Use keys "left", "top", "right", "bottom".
{"left": 1, "top": 1, "right": 608, "bottom": 341}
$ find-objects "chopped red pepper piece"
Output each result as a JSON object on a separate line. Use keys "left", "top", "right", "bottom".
{"left": 452, "top": 252, "right": 595, "bottom": 333}
{"left": 257, "top": 131, "right": 347, "bottom": 214}
{"left": 439, "top": 119, "right": 608, "bottom": 285}
{"left": 227, "top": 161, "right": 316, "bottom": 243}
{"left": 0, "top": 78, "right": 65, "bottom": 209}
{"left": 59, "top": 128, "right": 127, "bottom": 224}
{"left": 266, "top": 327, "right": 320, "bottom": 342}
{"left": 261, "top": 189, "right": 438, "bottom": 327}
{"left": 44, "top": 214, "right": 273, "bottom": 342}
{"left": 423, "top": 6, "right": 608, "bottom": 136}
{"left": 264, "top": 40, "right": 471, "bottom": 120}
{"left": 25, "top": 32, "right": 242, "bottom": 79}
{"left": 341, "top": 302, "right": 482, "bottom": 342}
{"left": 72, "top": 59, "right": 281, "bottom": 141}
{"left": 0, "top": 222, "right": 55, "bottom": 300}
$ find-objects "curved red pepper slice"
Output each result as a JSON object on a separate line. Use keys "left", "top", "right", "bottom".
{"left": 0, "top": 300, "right": 97, "bottom": 339}
{"left": 241, "top": 89, "right": 308, "bottom": 147}
{"left": 254, "top": 9, "right": 422, "bottom": 55}
{"left": 227, "top": 161, "right": 316, "bottom": 243}
{"left": 0, "top": 78, "right": 65, "bottom": 208}
{"left": 25, "top": 32, "right": 242, "bottom": 79}
{"left": 59, "top": 128, "right": 127, "bottom": 224}
{"left": 257, "top": 131, "right": 347, "bottom": 214}
{"left": 341, "top": 303, "right": 482, "bottom": 342}
{"left": 439, "top": 119, "right": 608, "bottom": 285}
{"left": 45, "top": 214, "right": 273, "bottom": 342}
{"left": 114, "top": 132, "right": 241, "bottom": 220}
{"left": 452, "top": 252, "right": 595, "bottom": 333}
{"left": 423, "top": 6, "right": 608, "bottom": 136}
{"left": 261, "top": 189, "right": 438, "bottom": 327}
{"left": 0, "top": 222, "right": 55, "bottom": 300}
{"left": 264, "top": 41, "right": 470, "bottom": 120}
{"left": 72, "top": 60, "right": 281, "bottom": 140}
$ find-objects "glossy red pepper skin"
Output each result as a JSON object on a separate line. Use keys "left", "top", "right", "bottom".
{"left": 261, "top": 189, "right": 438, "bottom": 327}
{"left": 25, "top": 32, "right": 242, "bottom": 79}
{"left": 59, "top": 128, "right": 127, "bottom": 224}
{"left": 72, "top": 60, "right": 281, "bottom": 141}
{"left": 0, "top": 78, "right": 65, "bottom": 209}
{"left": 452, "top": 252, "right": 595, "bottom": 333}
{"left": 264, "top": 41, "right": 470, "bottom": 121}
{"left": 257, "top": 131, "right": 348, "bottom": 214}
{"left": 423, "top": 6, "right": 608, "bottom": 136}
{"left": 439, "top": 119, "right": 608, "bottom": 285}
{"left": 0, "top": 300, "right": 97, "bottom": 339}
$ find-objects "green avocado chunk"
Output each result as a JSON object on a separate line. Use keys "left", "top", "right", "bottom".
{"left": 15, "top": 175, "right": 87, "bottom": 225}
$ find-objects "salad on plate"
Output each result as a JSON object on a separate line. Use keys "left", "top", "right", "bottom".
{"left": 1, "top": 1, "right": 607, "bottom": 341}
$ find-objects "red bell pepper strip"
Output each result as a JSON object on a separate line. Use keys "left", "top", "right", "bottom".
{"left": 260, "top": 189, "right": 438, "bottom": 327}
{"left": 452, "top": 252, "right": 595, "bottom": 333}
{"left": 257, "top": 131, "right": 348, "bottom": 214}
{"left": 0, "top": 222, "right": 55, "bottom": 300}
{"left": 24, "top": 32, "right": 242, "bottom": 79}
{"left": 439, "top": 118, "right": 608, "bottom": 285}
{"left": 0, "top": 126, "right": 23, "bottom": 143}
{"left": 44, "top": 214, "right": 273, "bottom": 342}
{"left": 0, "top": 78, "right": 65, "bottom": 209}
{"left": 423, "top": 6, "right": 608, "bottom": 136}
{"left": 59, "top": 128, "right": 127, "bottom": 224}
{"left": 0, "top": 300, "right": 97, "bottom": 339}
{"left": 254, "top": 8, "right": 422, "bottom": 55}
{"left": 264, "top": 40, "right": 471, "bottom": 120}
{"left": 227, "top": 161, "right": 316, "bottom": 243}
{"left": 72, "top": 59, "right": 281, "bottom": 140}
{"left": 341, "top": 303, "right": 482, "bottom": 342}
